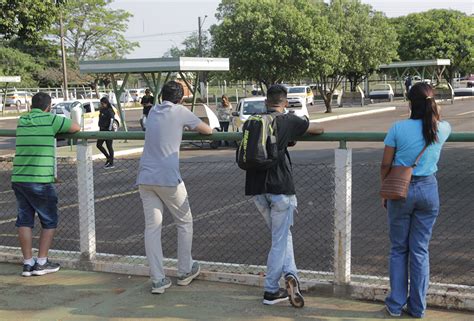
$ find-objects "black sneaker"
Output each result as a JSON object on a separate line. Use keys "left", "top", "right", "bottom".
{"left": 32, "top": 260, "right": 60, "bottom": 276}
{"left": 104, "top": 162, "right": 115, "bottom": 169}
{"left": 22, "top": 263, "right": 35, "bottom": 277}
{"left": 285, "top": 273, "right": 304, "bottom": 308}
{"left": 263, "top": 288, "right": 289, "bottom": 305}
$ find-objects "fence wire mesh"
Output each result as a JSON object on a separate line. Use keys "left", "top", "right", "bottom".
{"left": 0, "top": 147, "right": 473, "bottom": 287}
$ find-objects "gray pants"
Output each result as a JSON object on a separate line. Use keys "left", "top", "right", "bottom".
{"left": 139, "top": 182, "right": 193, "bottom": 282}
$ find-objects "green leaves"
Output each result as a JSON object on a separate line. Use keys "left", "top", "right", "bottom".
{"left": 0, "top": 0, "right": 57, "bottom": 43}
{"left": 393, "top": 9, "right": 474, "bottom": 82}
{"left": 53, "top": 0, "right": 139, "bottom": 61}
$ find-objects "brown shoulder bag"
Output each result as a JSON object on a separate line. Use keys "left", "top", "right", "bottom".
{"left": 380, "top": 146, "right": 427, "bottom": 200}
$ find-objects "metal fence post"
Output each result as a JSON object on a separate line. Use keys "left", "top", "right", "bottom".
{"left": 334, "top": 145, "right": 352, "bottom": 285}
{"left": 77, "top": 141, "right": 96, "bottom": 261}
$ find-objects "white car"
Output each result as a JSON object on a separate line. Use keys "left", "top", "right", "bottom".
{"left": 128, "top": 88, "right": 146, "bottom": 102}
{"left": 369, "top": 84, "right": 394, "bottom": 102}
{"left": 287, "top": 86, "right": 314, "bottom": 105}
{"left": 231, "top": 96, "right": 267, "bottom": 131}
{"left": 231, "top": 96, "right": 308, "bottom": 131}
{"left": 287, "top": 97, "right": 309, "bottom": 119}
{"left": 50, "top": 99, "right": 121, "bottom": 132}
{"left": 5, "top": 91, "right": 33, "bottom": 107}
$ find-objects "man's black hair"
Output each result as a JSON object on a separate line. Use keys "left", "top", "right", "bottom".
{"left": 161, "top": 81, "right": 184, "bottom": 104}
{"left": 266, "top": 84, "right": 287, "bottom": 105}
{"left": 31, "top": 92, "right": 52, "bottom": 111}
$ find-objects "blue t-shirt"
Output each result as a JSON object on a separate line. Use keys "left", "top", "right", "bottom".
{"left": 384, "top": 119, "right": 451, "bottom": 176}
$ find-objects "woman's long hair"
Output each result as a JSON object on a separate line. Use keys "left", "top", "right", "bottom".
{"left": 100, "top": 96, "right": 113, "bottom": 109}
{"left": 407, "top": 82, "right": 440, "bottom": 145}
{"left": 221, "top": 95, "right": 230, "bottom": 107}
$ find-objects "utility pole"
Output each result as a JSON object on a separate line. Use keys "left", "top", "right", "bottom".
{"left": 57, "top": 1, "right": 69, "bottom": 100}
{"left": 198, "top": 16, "right": 202, "bottom": 57}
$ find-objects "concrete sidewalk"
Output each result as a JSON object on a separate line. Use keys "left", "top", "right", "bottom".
{"left": 0, "top": 263, "right": 470, "bottom": 320}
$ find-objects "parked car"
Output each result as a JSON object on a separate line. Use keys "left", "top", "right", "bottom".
{"left": 5, "top": 91, "right": 33, "bottom": 107}
{"left": 369, "top": 84, "right": 394, "bottom": 102}
{"left": 287, "top": 86, "right": 314, "bottom": 105}
{"left": 466, "top": 76, "right": 474, "bottom": 88}
{"left": 231, "top": 96, "right": 267, "bottom": 131}
{"left": 50, "top": 99, "right": 122, "bottom": 132}
{"left": 287, "top": 97, "right": 309, "bottom": 119}
{"left": 231, "top": 96, "right": 308, "bottom": 131}
{"left": 128, "top": 88, "right": 146, "bottom": 102}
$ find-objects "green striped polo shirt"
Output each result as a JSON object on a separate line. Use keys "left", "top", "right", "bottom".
{"left": 12, "top": 109, "right": 72, "bottom": 183}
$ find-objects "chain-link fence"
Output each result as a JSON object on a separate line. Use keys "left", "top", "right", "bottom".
{"left": 1, "top": 144, "right": 473, "bottom": 291}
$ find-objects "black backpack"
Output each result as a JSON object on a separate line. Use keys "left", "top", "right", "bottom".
{"left": 236, "top": 112, "right": 287, "bottom": 170}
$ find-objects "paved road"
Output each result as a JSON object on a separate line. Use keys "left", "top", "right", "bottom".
{"left": 0, "top": 100, "right": 473, "bottom": 286}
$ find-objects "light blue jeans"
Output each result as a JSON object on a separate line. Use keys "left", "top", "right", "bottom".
{"left": 385, "top": 175, "right": 439, "bottom": 318}
{"left": 254, "top": 194, "right": 298, "bottom": 293}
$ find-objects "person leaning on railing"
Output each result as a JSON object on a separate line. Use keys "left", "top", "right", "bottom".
{"left": 136, "top": 81, "right": 212, "bottom": 294}
{"left": 11, "top": 92, "right": 80, "bottom": 277}
{"left": 380, "top": 83, "right": 451, "bottom": 318}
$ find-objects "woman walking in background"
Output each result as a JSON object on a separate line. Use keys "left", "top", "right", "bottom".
{"left": 216, "top": 94, "right": 232, "bottom": 147}
{"left": 381, "top": 83, "right": 451, "bottom": 318}
{"left": 97, "top": 96, "right": 115, "bottom": 169}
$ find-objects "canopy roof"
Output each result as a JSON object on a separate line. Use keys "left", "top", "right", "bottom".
{"left": 379, "top": 59, "right": 450, "bottom": 69}
{"left": 79, "top": 57, "right": 229, "bottom": 74}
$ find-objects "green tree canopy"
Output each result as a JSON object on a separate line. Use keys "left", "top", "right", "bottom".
{"left": 392, "top": 9, "right": 474, "bottom": 83}
{"left": 211, "top": 0, "right": 334, "bottom": 89}
{"left": 163, "top": 31, "right": 213, "bottom": 58}
{"left": 0, "top": 47, "right": 42, "bottom": 87}
{"left": 53, "top": 0, "right": 139, "bottom": 61}
{"left": 0, "top": 0, "right": 57, "bottom": 43}
{"left": 310, "top": 0, "right": 398, "bottom": 112}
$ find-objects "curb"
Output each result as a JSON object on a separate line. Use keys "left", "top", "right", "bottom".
{"left": 0, "top": 116, "right": 20, "bottom": 121}
{"left": 310, "top": 107, "right": 396, "bottom": 123}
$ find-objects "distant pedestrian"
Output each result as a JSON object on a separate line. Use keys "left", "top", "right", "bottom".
{"left": 404, "top": 75, "right": 412, "bottom": 95}
{"left": 12, "top": 92, "right": 80, "bottom": 277}
{"left": 243, "top": 84, "right": 324, "bottom": 307}
{"left": 96, "top": 96, "right": 115, "bottom": 169}
{"left": 216, "top": 94, "right": 232, "bottom": 132}
{"left": 136, "top": 81, "right": 213, "bottom": 294}
{"left": 140, "top": 89, "right": 154, "bottom": 130}
{"left": 381, "top": 83, "right": 451, "bottom": 318}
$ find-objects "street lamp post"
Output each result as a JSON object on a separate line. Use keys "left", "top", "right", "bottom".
{"left": 56, "top": 0, "right": 69, "bottom": 101}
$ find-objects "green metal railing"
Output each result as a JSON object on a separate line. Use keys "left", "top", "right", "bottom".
{"left": 1, "top": 130, "right": 473, "bottom": 149}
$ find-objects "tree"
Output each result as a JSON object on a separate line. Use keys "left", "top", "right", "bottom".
{"left": 163, "top": 31, "right": 213, "bottom": 58}
{"left": 310, "top": 0, "right": 398, "bottom": 112}
{"left": 53, "top": 0, "right": 139, "bottom": 61}
{"left": 211, "top": 0, "right": 331, "bottom": 91}
{"left": 0, "top": 0, "right": 57, "bottom": 43}
{"left": 392, "top": 10, "right": 474, "bottom": 84}
{"left": 0, "top": 47, "right": 42, "bottom": 87}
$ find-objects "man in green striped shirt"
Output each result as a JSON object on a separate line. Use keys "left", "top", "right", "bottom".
{"left": 12, "top": 92, "right": 80, "bottom": 277}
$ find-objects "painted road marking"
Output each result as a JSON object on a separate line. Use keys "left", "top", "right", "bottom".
{"left": 59, "top": 190, "right": 139, "bottom": 210}
{"left": 457, "top": 111, "right": 474, "bottom": 116}
{"left": 0, "top": 217, "right": 16, "bottom": 225}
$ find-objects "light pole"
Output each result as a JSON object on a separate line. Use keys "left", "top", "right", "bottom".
{"left": 56, "top": 0, "right": 69, "bottom": 100}
{"left": 198, "top": 15, "right": 207, "bottom": 57}
{"left": 196, "top": 15, "right": 208, "bottom": 109}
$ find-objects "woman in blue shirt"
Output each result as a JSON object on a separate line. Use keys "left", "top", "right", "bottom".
{"left": 381, "top": 82, "right": 451, "bottom": 318}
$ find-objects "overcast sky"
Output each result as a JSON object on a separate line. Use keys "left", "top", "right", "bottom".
{"left": 110, "top": 0, "right": 474, "bottom": 59}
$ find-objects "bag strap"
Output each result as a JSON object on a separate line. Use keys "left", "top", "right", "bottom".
{"left": 413, "top": 145, "right": 428, "bottom": 168}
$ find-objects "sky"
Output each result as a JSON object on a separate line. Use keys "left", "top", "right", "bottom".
{"left": 110, "top": 0, "right": 474, "bottom": 59}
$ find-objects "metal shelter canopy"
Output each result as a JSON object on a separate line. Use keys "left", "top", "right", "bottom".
{"left": 379, "top": 59, "right": 451, "bottom": 97}
{"left": 0, "top": 76, "right": 21, "bottom": 116}
{"left": 79, "top": 57, "right": 230, "bottom": 131}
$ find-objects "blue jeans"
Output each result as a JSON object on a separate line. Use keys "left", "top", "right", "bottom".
{"left": 254, "top": 194, "right": 298, "bottom": 293}
{"left": 12, "top": 182, "right": 58, "bottom": 229}
{"left": 385, "top": 175, "right": 439, "bottom": 317}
